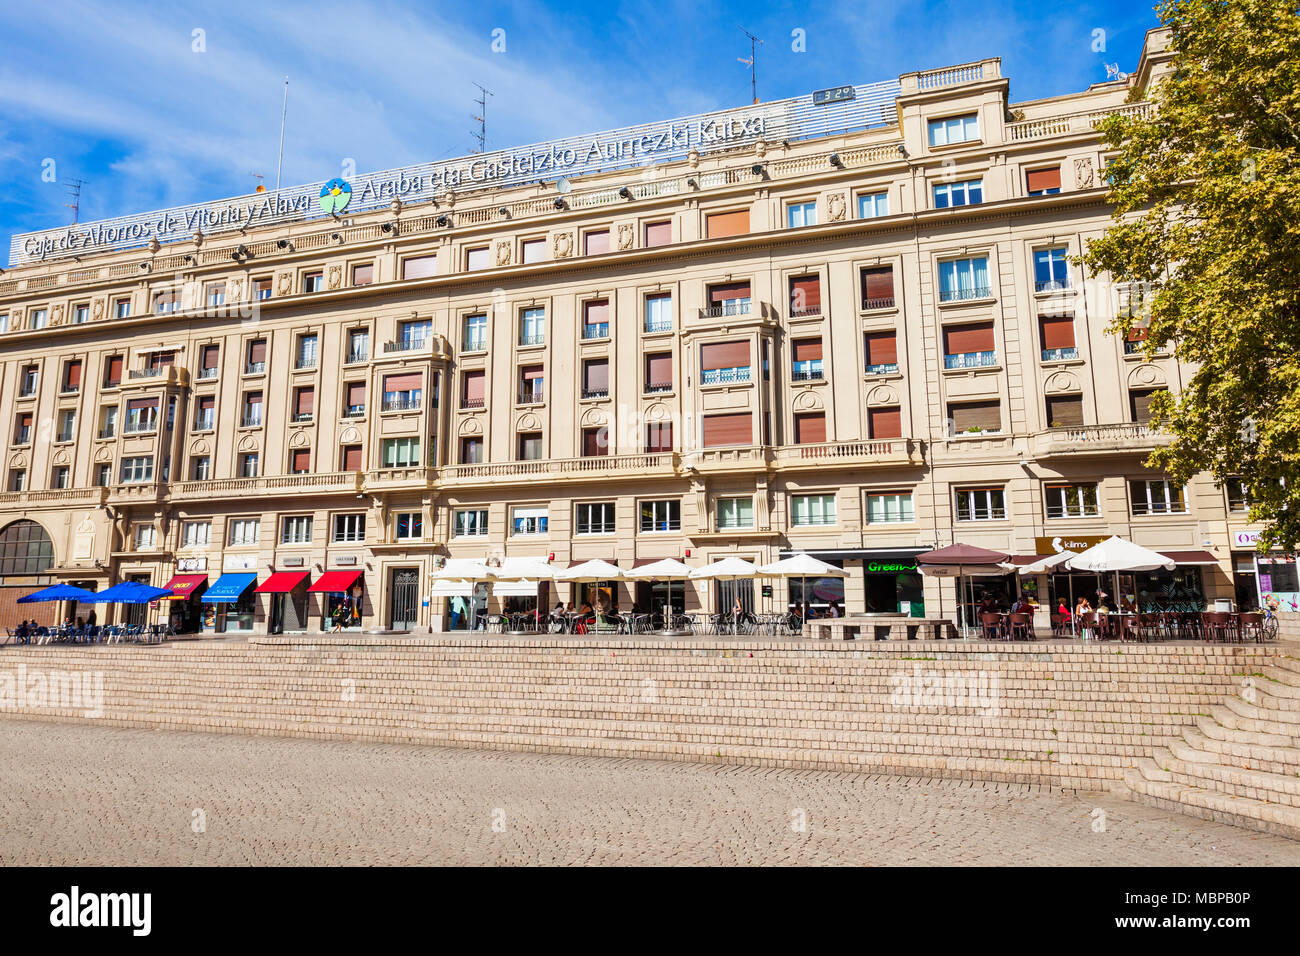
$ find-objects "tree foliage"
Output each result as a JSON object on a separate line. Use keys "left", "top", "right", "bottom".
{"left": 1080, "top": 0, "right": 1300, "bottom": 550}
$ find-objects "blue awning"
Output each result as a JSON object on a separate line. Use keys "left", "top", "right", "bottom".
{"left": 203, "top": 572, "right": 258, "bottom": 604}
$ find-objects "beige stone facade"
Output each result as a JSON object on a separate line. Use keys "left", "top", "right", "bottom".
{"left": 0, "top": 29, "right": 1278, "bottom": 631}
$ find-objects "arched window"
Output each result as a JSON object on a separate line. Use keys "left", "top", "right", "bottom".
{"left": 0, "top": 520, "right": 54, "bottom": 576}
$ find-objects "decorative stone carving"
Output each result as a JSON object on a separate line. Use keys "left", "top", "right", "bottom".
{"left": 288, "top": 430, "right": 309, "bottom": 447}
{"left": 616, "top": 222, "right": 635, "bottom": 251}
{"left": 580, "top": 407, "right": 607, "bottom": 427}
{"left": 688, "top": 148, "right": 701, "bottom": 169}
{"left": 190, "top": 439, "right": 210, "bottom": 455}
{"left": 793, "top": 390, "right": 822, "bottom": 411}
{"left": 754, "top": 139, "right": 767, "bottom": 160}
{"left": 644, "top": 402, "right": 669, "bottom": 421}
{"left": 92, "top": 300, "right": 104, "bottom": 321}
{"left": 228, "top": 278, "right": 242, "bottom": 301}
{"left": 1129, "top": 363, "right": 1165, "bottom": 388}
{"left": 826, "top": 193, "right": 847, "bottom": 222}
{"left": 52, "top": 304, "right": 64, "bottom": 325}
{"left": 1074, "top": 157, "right": 1096, "bottom": 189}
{"left": 1046, "top": 371, "right": 1080, "bottom": 393}
{"left": 236, "top": 434, "right": 259, "bottom": 453}
{"left": 73, "top": 516, "right": 95, "bottom": 561}
{"left": 551, "top": 231, "right": 574, "bottom": 259}
{"left": 327, "top": 264, "right": 343, "bottom": 290}
{"left": 494, "top": 240, "right": 513, "bottom": 267}
{"left": 517, "top": 412, "right": 540, "bottom": 431}
{"left": 93, "top": 446, "right": 113, "bottom": 462}
{"left": 276, "top": 272, "right": 292, "bottom": 295}
{"left": 339, "top": 426, "right": 361, "bottom": 445}
{"left": 52, "top": 448, "right": 70, "bottom": 465}
{"left": 458, "top": 418, "right": 483, "bottom": 436}
{"left": 8, "top": 453, "right": 26, "bottom": 469}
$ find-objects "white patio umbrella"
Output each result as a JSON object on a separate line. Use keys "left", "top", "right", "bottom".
{"left": 686, "top": 556, "right": 757, "bottom": 580}
{"left": 756, "top": 553, "right": 847, "bottom": 617}
{"left": 1065, "top": 535, "right": 1174, "bottom": 616}
{"left": 431, "top": 559, "right": 496, "bottom": 630}
{"left": 626, "top": 558, "right": 695, "bottom": 628}
{"left": 554, "top": 559, "right": 625, "bottom": 582}
{"left": 492, "top": 556, "right": 557, "bottom": 580}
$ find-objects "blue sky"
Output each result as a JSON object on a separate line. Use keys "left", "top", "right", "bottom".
{"left": 0, "top": 0, "right": 1161, "bottom": 262}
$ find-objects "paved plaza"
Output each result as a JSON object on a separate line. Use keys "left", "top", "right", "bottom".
{"left": 1, "top": 719, "right": 1297, "bottom": 866}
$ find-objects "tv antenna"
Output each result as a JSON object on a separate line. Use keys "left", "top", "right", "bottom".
{"left": 65, "top": 178, "right": 88, "bottom": 224}
{"left": 472, "top": 83, "right": 494, "bottom": 153}
{"left": 739, "top": 27, "right": 763, "bottom": 104}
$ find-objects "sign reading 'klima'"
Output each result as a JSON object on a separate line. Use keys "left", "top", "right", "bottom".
{"left": 11, "top": 79, "right": 900, "bottom": 265}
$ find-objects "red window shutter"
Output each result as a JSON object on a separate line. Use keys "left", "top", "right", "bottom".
{"left": 582, "top": 427, "right": 608, "bottom": 456}
{"left": 150, "top": 351, "right": 174, "bottom": 368}
{"left": 869, "top": 407, "right": 902, "bottom": 439}
{"left": 646, "top": 422, "right": 673, "bottom": 451}
{"left": 342, "top": 445, "right": 363, "bottom": 471}
{"left": 584, "top": 299, "right": 609, "bottom": 326}
{"left": 792, "top": 338, "right": 823, "bottom": 362}
{"left": 291, "top": 449, "right": 311, "bottom": 472}
{"left": 1026, "top": 167, "right": 1062, "bottom": 192}
{"left": 198, "top": 396, "right": 215, "bottom": 412}
{"left": 949, "top": 401, "right": 1001, "bottom": 432}
{"left": 794, "top": 413, "right": 826, "bottom": 444}
{"left": 1126, "top": 326, "right": 1149, "bottom": 342}
{"left": 705, "top": 210, "right": 750, "bottom": 238}
{"left": 106, "top": 355, "right": 123, "bottom": 383}
{"left": 1039, "top": 316, "right": 1076, "bottom": 349}
{"left": 521, "top": 365, "right": 545, "bottom": 381}
{"left": 701, "top": 412, "right": 752, "bottom": 447}
{"left": 583, "top": 359, "right": 609, "bottom": 392}
{"left": 789, "top": 276, "right": 821, "bottom": 313}
{"left": 19, "top": 413, "right": 32, "bottom": 428}
{"left": 65, "top": 361, "right": 82, "bottom": 387}
{"left": 296, "top": 388, "right": 314, "bottom": 416}
{"left": 382, "top": 373, "right": 423, "bottom": 392}
{"left": 463, "top": 371, "right": 485, "bottom": 402}
{"left": 126, "top": 398, "right": 158, "bottom": 412}
{"left": 402, "top": 255, "right": 438, "bottom": 279}
{"left": 584, "top": 231, "right": 610, "bottom": 255}
{"left": 248, "top": 340, "right": 267, "bottom": 363}
{"left": 346, "top": 382, "right": 366, "bottom": 406}
{"left": 246, "top": 392, "right": 262, "bottom": 407}
{"left": 645, "top": 353, "right": 672, "bottom": 387}
{"left": 865, "top": 332, "right": 898, "bottom": 366}
{"left": 700, "top": 341, "right": 751, "bottom": 370}
{"left": 644, "top": 221, "right": 672, "bottom": 247}
{"left": 861, "top": 267, "right": 894, "bottom": 303}
{"left": 943, "top": 322, "right": 995, "bottom": 354}
{"left": 201, "top": 345, "right": 219, "bottom": 369}
{"left": 709, "top": 282, "right": 751, "bottom": 302}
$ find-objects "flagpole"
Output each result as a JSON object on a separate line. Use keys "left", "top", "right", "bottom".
{"left": 275, "top": 76, "right": 289, "bottom": 192}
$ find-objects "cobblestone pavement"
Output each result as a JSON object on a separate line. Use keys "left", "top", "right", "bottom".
{"left": 1, "top": 719, "right": 1297, "bottom": 866}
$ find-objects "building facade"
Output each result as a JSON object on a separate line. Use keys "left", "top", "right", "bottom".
{"left": 0, "top": 28, "right": 1290, "bottom": 632}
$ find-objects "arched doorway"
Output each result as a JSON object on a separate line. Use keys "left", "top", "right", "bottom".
{"left": 0, "top": 519, "right": 57, "bottom": 624}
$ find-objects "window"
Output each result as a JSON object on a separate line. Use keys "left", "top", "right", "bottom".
{"left": 124, "top": 400, "right": 158, "bottom": 434}
{"left": 352, "top": 263, "right": 374, "bottom": 286}
{"left": 948, "top": 400, "right": 1001, "bottom": 434}
{"left": 465, "top": 246, "right": 490, "bottom": 271}
{"left": 94, "top": 463, "right": 112, "bottom": 487}
{"left": 379, "top": 374, "right": 421, "bottom": 412}
{"left": 787, "top": 201, "right": 816, "bottom": 228}
{"left": 700, "top": 341, "right": 751, "bottom": 385}
{"left": 861, "top": 266, "right": 894, "bottom": 309}
{"left": 190, "top": 395, "right": 214, "bottom": 431}
{"left": 1034, "top": 247, "right": 1070, "bottom": 291}
{"left": 933, "top": 179, "right": 983, "bottom": 208}
{"left": 858, "top": 191, "right": 889, "bottom": 219}
{"left": 955, "top": 488, "right": 1006, "bottom": 521}
{"left": 19, "top": 365, "right": 38, "bottom": 396}
{"left": 1045, "top": 483, "right": 1099, "bottom": 519}
{"left": 1045, "top": 394, "right": 1084, "bottom": 428}
{"left": 51, "top": 466, "right": 69, "bottom": 489}
{"left": 645, "top": 422, "right": 673, "bottom": 452}
{"left": 864, "top": 331, "right": 898, "bottom": 374}
{"left": 56, "top": 409, "right": 76, "bottom": 442}
{"left": 61, "top": 360, "right": 82, "bottom": 393}
{"left": 30, "top": 308, "right": 48, "bottom": 329}
{"left": 511, "top": 506, "right": 548, "bottom": 536}
{"left": 228, "top": 518, "right": 260, "bottom": 546}
{"left": 206, "top": 283, "right": 226, "bottom": 308}
{"left": 521, "top": 238, "right": 547, "bottom": 264}
{"left": 333, "top": 514, "right": 366, "bottom": 542}
{"left": 583, "top": 300, "right": 609, "bottom": 340}
{"left": 1026, "top": 166, "right": 1062, "bottom": 196}
{"left": 576, "top": 502, "right": 616, "bottom": 535}
{"left": 717, "top": 497, "right": 754, "bottom": 530}
{"left": 278, "top": 516, "right": 312, "bottom": 544}
{"left": 241, "top": 392, "right": 263, "bottom": 427}
{"left": 1226, "top": 478, "right": 1252, "bottom": 512}
{"left": 98, "top": 406, "right": 118, "bottom": 439}
{"left": 253, "top": 278, "right": 272, "bottom": 300}
{"left": 114, "top": 297, "right": 132, "bottom": 318}
{"left": 1129, "top": 388, "right": 1165, "bottom": 425}
{"left": 181, "top": 521, "right": 210, "bottom": 548}
{"left": 381, "top": 438, "right": 421, "bottom": 468}
{"left": 789, "top": 276, "right": 821, "bottom": 317}
{"left": 120, "top": 456, "right": 153, "bottom": 483}
{"left": 402, "top": 255, "right": 438, "bottom": 280}
{"left": 398, "top": 318, "right": 431, "bottom": 351}
{"left": 396, "top": 512, "right": 423, "bottom": 540}
{"left": 199, "top": 344, "right": 220, "bottom": 378}
{"left": 73, "top": 303, "right": 89, "bottom": 324}
{"left": 520, "top": 307, "right": 545, "bottom": 345}
{"left": 700, "top": 412, "right": 752, "bottom": 447}
{"left": 794, "top": 413, "right": 827, "bottom": 444}
{"left": 644, "top": 353, "right": 672, "bottom": 393}
{"left": 584, "top": 230, "right": 610, "bottom": 256}
{"left": 463, "top": 314, "right": 487, "bottom": 352}
{"left": 8, "top": 469, "right": 24, "bottom": 491}
{"left": 1129, "top": 479, "right": 1186, "bottom": 516}
{"left": 0, "top": 314, "right": 9, "bottom": 333}
{"left": 238, "top": 453, "right": 259, "bottom": 478}
{"left": 13, "top": 413, "right": 32, "bottom": 445}
{"left": 341, "top": 381, "right": 366, "bottom": 417}
{"left": 518, "top": 432, "right": 543, "bottom": 460}
{"left": 705, "top": 210, "right": 750, "bottom": 238}
{"left": 337, "top": 445, "right": 362, "bottom": 472}
{"left": 461, "top": 370, "right": 486, "bottom": 409}
{"left": 791, "top": 494, "right": 837, "bottom": 526}
{"left": 582, "top": 359, "right": 609, "bottom": 399}
{"left": 245, "top": 339, "right": 267, "bottom": 374}
{"left": 295, "top": 333, "right": 318, "bottom": 368}
{"left": 153, "top": 291, "right": 178, "bottom": 314}
{"left": 290, "top": 449, "right": 311, "bottom": 474}
{"left": 454, "top": 509, "right": 488, "bottom": 537}
{"left": 943, "top": 322, "right": 997, "bottom": 369}
{"left": 639, "top": 499, "right": 680, "bottom": 532}
{"left": 938, "top": 257, "right": 990, "bottom": 301}
{"left": 868, "top": 407, "right": 902, "bottom": 440}
{"left": 791, "top": 338, "right": 823, "bottom": 380}
{"left": 705, "top": 282, "right": 751, "bottom": 318}
{"left": 581, "top": 426, "right": 609, "bottom": 457}
{"left": 0, "top": 519, "right": 53, "bottom": 574}
{"left": 645, "top": 293, "right": 672, "bottom": 333}
{"left": 300, "top": 271, "right": 323, "bottom": 293}
{"left": 517, "top": 365, "right": 544, "bottom": 404}
{"left": 459, "top": 437, "right": 484, "bottom": 464}
{"left": 103, "top": 355, "right": 123, "bottom": 387}
{"left": 928, "top": 114, "right": 979, "bottom": 147}
{"left": 867, "top": 492, "right": 914, "bottom": 524}
{"left": 644, "top": 221, "right": 671, "bottom": 247}
{"left": 347, "top": 328, "right": 369, "bottom": 363}
{"left": 1039, "top": 315, "right": 1077, "bottom": 361}
{"left": 134, "top": 524, "right": 157, "bottom": 551}
{"left": 190, "top": 456, "right": 211, "bottom": 480}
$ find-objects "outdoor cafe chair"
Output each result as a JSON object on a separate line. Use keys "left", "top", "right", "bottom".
{"left": 1239, "top": 612, "right": 1265, "bottom": 643}
{"left": 980, "top": 612, "right": 1004, "bottom": 641}
{"left": 1007, "top": 612, "right": 1032, "bottom": 641}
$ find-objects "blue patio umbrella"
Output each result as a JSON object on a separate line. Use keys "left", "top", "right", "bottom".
{"left": 89, "top": 581, "right": 173, "bottom": 604}
{"left": 17, "top": 583, "right": 99, "bottom": 603}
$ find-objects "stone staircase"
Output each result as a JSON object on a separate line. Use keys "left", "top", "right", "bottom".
{"left": 1125, "top": 651, "right": 1300, "bottom": 840}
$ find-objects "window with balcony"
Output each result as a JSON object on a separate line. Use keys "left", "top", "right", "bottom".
{"left": 581, "top": 426, "right": 609, "bottom": 457}
{"left": 396, "top": 319, "right": 432, "bottom": 352}
{"left": 154, "top": 291, "right": 179, "bottom": 314}
{"left": 948, "top": 400, "right": 1002, "bottom": 435}
{"left": 124, "top": 400, "right": 158, "bottom": 434}
{"left": 858, "top": 191, "right": 889, "bottom": 219}
{"left": 938, "top": 257, "right": 990, "bottom": 302}
{"left": 99, "top": 406, "right": 118, "bottom": 439}
{"left": 644, "top": 221, "right": 672, "bottom": 248}
{"left": 793, "top": 412, "right": 826, "bottom": 445}
{"left": 1026, "top": 166, "right": 1062, "bottom": 196}
{"left": 56, "top": 409, "right": 76, "bottom": 442}
{"left": 700, "top": 341, "right": 751, "bottom": 385}
{"left": 1034, "top": 247, "right": 1070, "bottom": 291}
{"left": 459, "top": 437, "right": 484, "bottom": 464}
{"left": 395, "top": 512, "right": 423, "bottom": 540}
{"left": 704, "top": 282, "right": 751, "bottom": 318}
{"left": 229, "top": 518, "right": 260, "bottom": 546}
{"left": 868, "top": 406, "right": 902, "bottom": 440}
{"left": 293, "top": 386, "right": 315, "bottom": 422}
{"left": 576, "top": 502, "right": 616, "bottom": 535}
{"left": 955, "top": 487, "right": 1006, "bottom": 521}
{"left": 346, "top": 328, "right": 369, "bottom": 363}
{"left": 867, "top": 492, "right": 914, "bottom": 524}
{"left": 705, "top": 209, "right": 750, "bottom": 238}
{"left": 190, "top": 456, "right": 210, "bottom": 480}
{"left": 716, "top": 497, "right": 754, "bottom": 530}
{"left": 584, "top": 230, "right": 610, "bottom": 256}
{"left": 582, "top": 359, "right": 609, "bottom": 400}
{"left": 295, "top": 333, "right": 318, "bottom": 369}
{"left": 1123, "top": 327, "right": 1152, "bottom": 355}
{"left": 645, "top": 422, "right": 673, "bottom": 453}
{"left": 245, "top": 339, "right": 267, "bottom": 374}
{"left": 461, "top": 370, "right": 486, "bottom": 409}
{"left": 253, "top": 278, "right": 271, "bottom": 300}
{"left": 517, "top": 432, "right": 543, "bottom": 461}
{"left": 518, "top": 366, "right": 544, "bottom": 404}
{"left": 462, "top": 314, "right": 487, "bottom": 352}
{"left": 103, "top": 355, "right": 123, "bottom": 388}
{"left": 61, "top": 360, "right": 82, "bottom": 393}
{"left": 51, "top": 466, "right": 69, "bottom": 489}
{"left": 181, "top": 521, "right": 210, "bottom": 548}
{"left": 134, "top": 524, "right": 157, "bottom": 551}
{"left": 146, "top": 350, "right": 175, "bottom": 374}
{"left": 1226, "top": 478, "right": 1253, "bottom": 513}
{"left": 786, "top": 201, "right": 816, "bottom": 228}
{"left": 380, "top": 374, "right": 421, "bottom": 413}
{"left": 12, "top": 413, "right": 31, "bottom": 446}
{"left": 791, "top": 493, "right": 837, "bottom": 527}
{"left": 351, "top": 263, "right": 374, "bottom": 286}
{"left": 943, "top": 322, "right": 997, "bottom": 369}
{"left": 114, "top": 297, "right": 132, "bottom": 318}
{"left": 511, "top": 506, "right": 548, "bottom": 535}
{"left": 789, "top": 275, "right": 821, "bottom": 317}
{"left": 19, "top": 365, "right": 38, "bottom": 396}
{"left": 333, "top": 514, "right": 366, "bottom": 543}
{"left": 381, "top": 438, "right": 421, "bottom": 469}
{"left": 281, "top": 516, "right": 313, "bottom": 544}
{"left": 791, "top": 338, "right": 823, "bottom": 381}
{"left": 29, "top": 308, "right": 48, "bottom": 330}
{"left": 521, "top": 238, "right": 547, "bottom": 264}
{"left": 1129, "top": 479, "right": 1186, "bottom": 516}
{"left": 343, "top": 381, "right": 366, "bottom": 417}
{"left": 639, "top": 499, "right": 680, "bottom": 532}
{"left": 644, "top": 353, "right": 672, "bottom": 394}
{"left": 933, "top": 179, "right": 983, "bottom": 208}
{"left": 864, "top": 331, "right": 898, "bottom": 375}
{"left": 928, "top": 114, "right": 979, "bottom": 147}
{"left": 73, "top": 303, "right": 89, "bottom": 324}
{"left": 292, "top": 450, "right": 313, "bottom": 475}
{"left": 645, "top": 293, "right": 672, "bottom": 333}
{"left": 401, "top": 255, "right": 437, "bottom": 280}
{"left": 199, "top": 344, "right": 220, "bottom": 378}
{"left": 454, "top": 509, "right": 488, "bottom": 537}
{"left": 700, "top": 412, "right": 751, "bottom": 448}
{"left": 860, "top": 266, "right": 894, "bottom": 310}
{"left": 583, "top": 299, "right": 609, "bottom": 340}
{"left": 1130, "top": 388, "right": 1166, "bottom": 425}
{"left": 241, "top": 392, "right": 263, "bottom": 427}
{"left": 1045, "top": 483, "right": 1099, "bottom": 519}
{"left": 1039, "top": 315, "right": 1078, "bottom": 361}
{"left": 238, "top": 453, "right": 259, "bottom": 478}
{"left": 120, "top": 456, "right": 153, "bottom": 483}
{"left": 519, "top": 307, "right": 545, "bottom": 345}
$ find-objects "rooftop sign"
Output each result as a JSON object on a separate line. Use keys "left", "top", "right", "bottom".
{"left": 10, "top": 79, "right": 900, "bottom": 266}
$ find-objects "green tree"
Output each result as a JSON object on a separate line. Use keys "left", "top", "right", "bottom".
{"left": 1080, "top": 0, "right": 1300, "bottom": 550}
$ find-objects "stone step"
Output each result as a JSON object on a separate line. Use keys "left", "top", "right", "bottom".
{"left": 1267, "top": 654, "right": 1300, "bottom": 678}
{"left": 1123, "top": 768, "right": 1300, "bottom": 841}
{"left": 1263, "top": 664, "right": 1300, "bottom": 688}
{"left": 1128, "top": 755, "right": 1172, "bottom": 783}
{"left": 1180, "top": 726, "right": 1300, "bottom": 774}
{"left": 1195, "top": 713, "right": 1294, "bottom": 748}
{"left": 1152, "top": 747, "right": 1300, "bottom": 808}
{"left": 1253, "top": 670, "right": 1300, "bottom": 698}
{"left": 1222, "top": 694, "right": 1300, "bottom": 725}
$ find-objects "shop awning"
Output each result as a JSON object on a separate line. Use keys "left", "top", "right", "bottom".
{"left": 307, "top": 569, "right": 363, "bottom": 593}
{"left": 162, "top": 573, "right": 207, "bottom": 599}
{"left": 254, "top": 571, "right": 311, "bottom": 593}
{"left": 432, "top": 579, "right": 474, "bottom": 597}
{"left": 492, "top": 579, "right": 541, "bottom": 596}
{"left": 203, "top": 573, "right": 258, "bottom": 604}
{"left": 1159, "top": 550, "right": 1220, "bottom": 566}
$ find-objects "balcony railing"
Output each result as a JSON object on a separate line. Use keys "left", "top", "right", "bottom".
{"left": 442, "top": 451, "right": 675, "bottom": 483}
{"left": 461, "top": 397, "right": 485, "bottom": 410}
{"left": 97, "top": 427, "right": 115, "bottom": 439}
{"left": 294, "top": 358, "right": 318, "bottom": 370}
{"left": 381, "top": 397, "right": 421, "bottom": 412}
{"left": 792, "top": 361, "right": 823, "bottom": 382}
{"left": 1034, "top": 279, "right": 1070, "bottom": 293}
{"left": 519, "top": 333, "right": 545, "bottom": 346}
{"left": 582, "top": 387, "right": 609, "bottom": 399}
{"left": 518, "top": 388, "right": 544, "bottom": 405}
{"left": 129, "top": 368, "right": 166, "bottom": 379}
{"left": 1123, "top": 339, "right": 1146, "bottom": 355}
{"left": 173, "top": 471, "right": 362, "bottom": 499}
{"left": 1041, "top": 347, "right": 1079, "bottom": 362}
{"left": 701, "top": 366, "right": 751, "bottom": 385}
{"left": 193, "top": 417, "right": 214, "bottom": 431}
{"left": 462, "top": 336, "right": 486, "bottom": 353}
{"left": 384, "top": 338, "right": 428, "bottom": 353}
{"left": 700, "top": 299, "right": 751, "bottom": 319}
{"left": 61, "top": 384, "right": 79, "bottom": 394}
{"left": 123, "top": 421, "right": 158, "bottom": 435}
{"left": 644, "top": 317, "right": 673, "bottom": 333}
{"left": 55, "top": 431, "right": 74, "bottom": 443}
{"left": 943, "top": 350, "right": 998, "bottom": 369}
{"left": 861, "top": 296, "right": 895, "bottom": 311}
{"left": 864, "top": 362, "right": 899, "bottom": 375}
{"left": 938, "top": 286, "right": 992, "bottom": 303}
{"left": 240, "top": 415, "right": 262, "bottom": 427}
{"left": 345, "top": 348, "right": 369, "bottom": 363}
{"left": 292, "top": 412, "right": 314, "bottom": 422}
{"left": 244, "top": 362, "right": 266, "bottom": 375}
{"left": 789, "top": 306, "right": 821, "bottom": 318}
{"left": 644, "top": 382, "right": 673, "bottom": 394}
{"left": 198, "top": 367, "right": 218, "bottom": 379}
{"left": 344, "top": 406, "right": 366, "bottom": 417}
{"left": 582, "top": 322, "right": 609, "bottom": 339}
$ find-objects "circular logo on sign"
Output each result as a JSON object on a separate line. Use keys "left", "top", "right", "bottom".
{"left": 319, "top": 178, "right": 352, "bottom": 215}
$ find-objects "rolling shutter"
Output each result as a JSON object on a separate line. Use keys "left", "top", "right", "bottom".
{"left": 1026, "top": 167, "right": 1062, "bottom": 193}
{"left": 105, "top": 355, "right": 123, "bottom": 383}
{"left": 865, "top": 331, "right": 897, "bottom": 366}
{"left": 383, "top": 373, "right": 423, "bottom": 392}
{"left": 705, "top": 210, "right": 750, "bottom": 238}
{"left": 861, "top": 266, "right": 894, "bottom": 303}
{"left": 342, "top": 445, "right": 363, "bottom": 471}
{"left": 583, "top": 359, "right": 609, "bottom": 392}
{"left": 644, "top": 221, "right": 672, "bottom": 247}
{"left": 584, "top": 231, "right": 610, "bottom": 255}
{"left": 295, "top": 388, "right": 314, "bottom": 416}
{"left": 346, "top": 382, "right": 366, "bottom": 406}
{"left": 792, "top": 339, "right": 823, "bottom": 362}
{"left": 789, "top": 275, "right": 821, "bottom": 313}
{"left": 943, "top": 322, "right": 995, "bottom": 354}
{"left": 198, "top": 396, "right": 215, "bottom": 413}
{"left": 65, "top": 361, "right": 81, "bottom": 387}
{"left": 248, "top": 340, "right": 267, "bottom": 364}
{"left": 701, "top": 412, "right": 752, "bottom": 447}
{"left": 201, "top": 344, "right": 220, "bottom": 370}
{"left": 1045, "top": 395, "right": 1084, "bottom": 427}
{"left": 700, "top": 341, "right": 750, "bottom": 371}
{"left": 1039, "top": 315, "right": 1076, "bottom": 349}
{"left": 463, "top": 371, "right": 485, "bottom": 402}
{"left": 291, "top": 450, "right": 311, "bottom": 472}
{"left": 402, "top": 255, "right": 438, "bottom": 279}
{"left": 1130, "top": 388, "right": 1163, "bottom": 424}
{"left": 794, "top": 413, "right": 826, "bottom": 444}
{"left": 709, "top": 282, "right": 751, "bottom": 303}
{"left": 521, "top": 366, "right": 545, "bottom": 381}
{"left": 584, "top": 299, "right": 609, "bottom": 327}
{"left": 869, "top": 407, "right": 902, "bottom": 439}
{"left": 646, "top": 422, "right": 673, "bottom": 451}
{"left": 645, "top": 353, "right": 672, "bottom": 388}
{"left": 949, "top": 400, "right": 1001, "bottom": 432}
{"left": 126, "top": 398, "right": 158, "bottom": 412}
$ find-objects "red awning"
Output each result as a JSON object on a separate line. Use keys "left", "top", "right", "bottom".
{"left": 254, "top": 571, "right": 311, "bottom": 593}
{"left": 917, "top": 543, "right": 1010, "bottom": 565}
{"left": 1159, "top": 550, "right": 1220, "bottom": 566}
{"left": 162, "top": 573, "right": 207, "bottom": 599}
{"left": 307, "top": 569, "right": 363, "bottom": 593}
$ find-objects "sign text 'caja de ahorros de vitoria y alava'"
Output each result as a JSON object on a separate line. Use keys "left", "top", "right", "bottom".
{"left": 11, "top": 80, "right": 900, "bottom": 265}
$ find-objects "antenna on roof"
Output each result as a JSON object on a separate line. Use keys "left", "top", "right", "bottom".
{"left": 472, "top": 83, "right": 494, "bottom": 153}
{"left": 1104, "top": 63, "right": 1128, "bottom": 82}
{"left": 64, "top": 178, "right": 88, "bottom": 224}
{"left": 275, "top": 76, "right": 289, "bottom": 192}
{"left": 739, "top": 27, "right": 763, "bottom": 104}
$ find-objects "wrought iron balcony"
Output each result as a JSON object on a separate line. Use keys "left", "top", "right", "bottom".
{"left": 943, "top": 350, "right": 998, "bottom": 370}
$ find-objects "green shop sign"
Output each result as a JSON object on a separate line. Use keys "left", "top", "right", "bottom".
{"left": 866, "top": 561, "right": 917, "bottom": 573}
